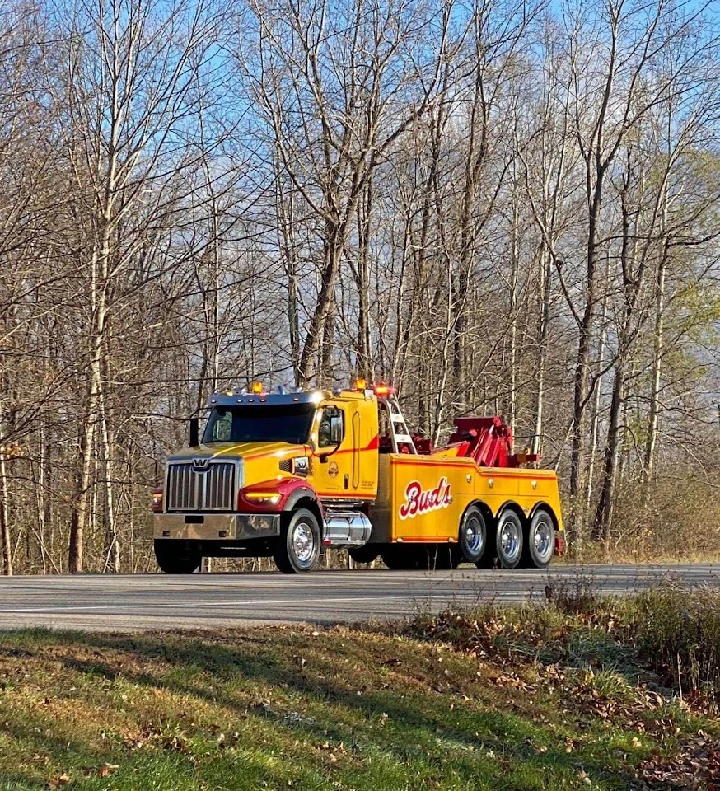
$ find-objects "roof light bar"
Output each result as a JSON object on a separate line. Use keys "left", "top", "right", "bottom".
{"left": 373, "top": 382, "right": 395, "bottom": 397}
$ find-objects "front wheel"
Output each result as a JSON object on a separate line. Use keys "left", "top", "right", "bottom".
{"left": 522, "top": 509, "right": 555, "bottom": 569}
{"left": 496, "top": 510, "right": 524, "bottom": 569}
{"left": 274, "top": 508, "right": 321, "bottom": 573}
{"left": 154, "top": 540, "right": 201, "bottom": 574}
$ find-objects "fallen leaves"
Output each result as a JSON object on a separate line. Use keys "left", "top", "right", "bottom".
{"left": 318, "top": 739, "right": 346, "bottom": 764}
{"left": 489, "top": 672, "right": 528, "bottom": 690}
{"left": 637, "top": 735, "right": 720, "bottom": 789}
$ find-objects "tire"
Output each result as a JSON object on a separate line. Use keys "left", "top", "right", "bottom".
{"left": 274, "top": 508, "right": 321, "bottom": 573}
{"left": 349, "top": 545, "right": 379, "bottom": 564}
{"left": 495, "top": 509, "right": 524, "bottom": 569}
{"left": 522, "top": 509, "right": 555, "bottom": 570}
{"left": 459, "top": 506, "right": 488, "bottom": 564}
{"left": 154, "top": 540, "right": 201, "bottom": 574}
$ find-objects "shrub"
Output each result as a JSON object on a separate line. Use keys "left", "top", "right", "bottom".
{"left": 618, "top": 587, "right": 720, "bottom": 705}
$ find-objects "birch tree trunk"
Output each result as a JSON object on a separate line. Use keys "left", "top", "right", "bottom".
{"left": 0, "top": 451, "right": 11, "bottom": 576}
{"left": 643, "top": 242, "right": 669, "bottom": 493}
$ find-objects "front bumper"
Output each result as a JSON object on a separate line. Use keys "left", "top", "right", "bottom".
{"left": 153, "top": 513, "right": 281, "bottom": 541}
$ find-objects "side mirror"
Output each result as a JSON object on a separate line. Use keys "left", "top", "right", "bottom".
{"left": 189, "top": 417, "right": 200, "bottom": 447}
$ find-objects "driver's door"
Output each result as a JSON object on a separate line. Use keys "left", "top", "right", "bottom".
{"left": 309, "top": 404, "right": 347, "bottom": 499}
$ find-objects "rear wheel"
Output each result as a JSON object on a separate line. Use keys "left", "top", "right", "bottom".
{"left": 154, "top": 540, "right": 201, "bottom": 574}
{"left": 459, "top": 506, "right": 488, "bottom": 565}
{"left": 522, "top": 509, "right": 555, "bottom": 569}
{"left": 495, "top": 510, "right": 524, "bottom": 569}
{"left": 274, "top": 508, "right": 321, "bottom": 573}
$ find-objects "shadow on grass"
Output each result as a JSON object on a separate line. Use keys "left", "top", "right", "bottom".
{"left": 0, "top": 628, "right": 650, "bottom": 789}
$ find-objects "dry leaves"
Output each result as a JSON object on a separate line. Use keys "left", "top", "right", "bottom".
{"left": 637, "top": 736, "right": 720, "bottom": 789}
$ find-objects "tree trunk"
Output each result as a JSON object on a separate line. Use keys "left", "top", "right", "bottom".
{"left": 531, "top": 246, "right": 551, "bottom": 456}
{"left": 68, "top": 414, "right": 95, "bottom": 574}
{"left": 0, "top": 452, "right": 11, "bottom": 576}
{"left": 298, "top": 226, "right": 342, "bottom": 386}
{"left": 592, "top": 360, "right": 624, "bottom": 543}
{"left": 568, "top": 169, "right": 604, "bottom": 553}
{"left": 276, "top": 171, "right": 301, "bottom": 384}
{"left": 319, "top": 288, "right": 336, "bottom": 386}
{"left": 356, "top": 176, "right": 373, "bottom": 379}
{"left": 584, "top": 251, "right": 611, "bottom": 518}
{"left": 100, "top": 396, "right": 119, "bottom": 573}
{"left": 643, "top": 242, "right": 668, "bottom": 493}
{"left": 508, "top": 186, "right": 520, "bottom": 432}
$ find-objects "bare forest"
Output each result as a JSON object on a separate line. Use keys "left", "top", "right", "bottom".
{"left": 0, "top": 0, "right": 718, "bottom": 574}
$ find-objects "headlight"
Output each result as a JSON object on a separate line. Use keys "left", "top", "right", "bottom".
{"left": 243, "top": 492, "right": 281, "bottom": 506}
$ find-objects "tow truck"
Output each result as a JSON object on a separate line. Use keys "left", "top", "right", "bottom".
{"left": 152, "top": 381, "right": 565, "bottom": 573}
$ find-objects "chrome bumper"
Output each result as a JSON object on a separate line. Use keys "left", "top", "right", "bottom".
{"left": 153, "top": 513, "right": 281, "bottom": 541}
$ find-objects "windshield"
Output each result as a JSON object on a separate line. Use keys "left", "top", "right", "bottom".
{"left": 202, "top": 404, "right": 315, "bottom": 444}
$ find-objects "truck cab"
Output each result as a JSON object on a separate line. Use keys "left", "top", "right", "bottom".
{"left": 153, "top": 383, "right": 383, "bottom": 573}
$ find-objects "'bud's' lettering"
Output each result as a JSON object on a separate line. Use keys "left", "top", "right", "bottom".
{"left": 399, "top": 477, "right": 452, "bottom": 520}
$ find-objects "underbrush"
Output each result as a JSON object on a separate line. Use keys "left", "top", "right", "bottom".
{"left": 620, "top": 587, "right": 720, "bottom": 704}
{"left": 573, "top": 473, "right": 720, "bottom": 563}
{"left": 402, "top": 584, "right": 720, "bottom": 787}
{"left": 407, "top": 584, "right": 720, "bottom": 708}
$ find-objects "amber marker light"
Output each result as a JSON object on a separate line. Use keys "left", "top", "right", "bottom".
{"left": 354, "top": 378, "right": 367, "bottom": 391}
{"left": 373, "top": 382, "right": 395, "bottom": 397}
{"left": 251, "top": 381, "right": 264, "bottom": 394}
{"left": 151, "top": 488, "right": 163, "bottom": 513}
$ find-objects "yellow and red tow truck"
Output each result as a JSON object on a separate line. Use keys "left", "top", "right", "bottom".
{"left": 152, "top": 381, "right": 565, "bottom": 573}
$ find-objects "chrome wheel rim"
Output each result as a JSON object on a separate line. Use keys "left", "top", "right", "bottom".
{"left": 292, "top": 520, "right": 315, "bottom": 563}
{"left": 500, "top": 517, "right": 521, "bottom": 562}
{"left": 533, "top": 517, "right": 553, "bottom": 560}
{"left": 464, "top": 515, "right": 484, "bottom": 555}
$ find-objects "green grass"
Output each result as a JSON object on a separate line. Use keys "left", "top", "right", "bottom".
{"left": 1, "top": 590, "right": 719, "bottom": 790}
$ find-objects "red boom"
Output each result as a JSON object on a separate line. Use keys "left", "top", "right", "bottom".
{"left": 446, "top": 416, "right": 538, "bottom": 468}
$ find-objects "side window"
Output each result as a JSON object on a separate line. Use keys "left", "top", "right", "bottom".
{"left": 318, "top": 406, "right": 344, "bottom": 447}
{"left": 211, "top": 410, "right": 232, "bottom": 442}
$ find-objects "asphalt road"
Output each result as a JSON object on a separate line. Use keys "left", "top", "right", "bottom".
{"left": 0, "top": 564, "right": 717, "bottom": 632}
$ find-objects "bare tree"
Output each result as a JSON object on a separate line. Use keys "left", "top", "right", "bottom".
{"left": 57, "top": 0, "right": 222, "bottom": 571}
{"left": 244, "top": 0, "right": 451, "bottom": 386}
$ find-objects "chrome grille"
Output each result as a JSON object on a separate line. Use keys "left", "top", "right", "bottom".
{"left": 165, "top": 461, "right": 237, "bottom": 511}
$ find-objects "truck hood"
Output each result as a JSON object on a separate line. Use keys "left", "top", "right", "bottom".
{"left": 168, "top": 441, "right": 307, "bottom": 462}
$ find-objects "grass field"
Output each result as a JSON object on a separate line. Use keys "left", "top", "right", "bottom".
{"left": 1, "top": 587, "right": 719, "bottom": 790}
